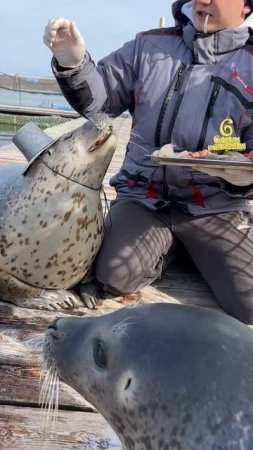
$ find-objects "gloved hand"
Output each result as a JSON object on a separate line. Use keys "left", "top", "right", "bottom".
{"left": 43, "top": 18, "right": 85, "bottom": 68}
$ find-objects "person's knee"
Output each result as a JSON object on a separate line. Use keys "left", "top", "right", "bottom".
{"left": 94, "top": 252, "right": 152, "bottom": 296}
{"left": 95, "top": 262, "right": 140, "bottom": 295}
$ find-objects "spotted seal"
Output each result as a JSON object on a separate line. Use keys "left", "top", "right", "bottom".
{"left": 0, "top": 113, "right": 117, "bottom": 310}
{"left": 43, "top": 302, "right": 253, "bottom": 449}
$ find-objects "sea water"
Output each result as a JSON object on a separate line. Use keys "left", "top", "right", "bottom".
{"left": 0, "top": 87, "right": 71, "bottom": 146}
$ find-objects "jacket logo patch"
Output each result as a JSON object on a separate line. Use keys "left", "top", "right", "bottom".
{"left": 208, "top": 117, "right": 246, "bottom": 152}
{"left": 231, "top": 71, "right": 253, "bottom": 96}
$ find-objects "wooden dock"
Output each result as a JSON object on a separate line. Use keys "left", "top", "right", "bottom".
{"left": 0, "top": 116, "right": 226, "bottom": 449}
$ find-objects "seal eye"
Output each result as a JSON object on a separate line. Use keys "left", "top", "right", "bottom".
{"left": 94, "top": 340, "right": 107, "bottom": 369}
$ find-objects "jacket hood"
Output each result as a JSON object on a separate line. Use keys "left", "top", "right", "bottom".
{"left": 172, "top": 0, "right": 253, "bottom": 31}
{"left": 172, "top": 0, "right": 191, "bottom": 26}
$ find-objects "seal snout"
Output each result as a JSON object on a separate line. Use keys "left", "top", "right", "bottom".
{"left": 43, "top": 318, "right": 68, "bottom": 372}
{"left": 88, "top": 127, "right": 113, "bottom": 153}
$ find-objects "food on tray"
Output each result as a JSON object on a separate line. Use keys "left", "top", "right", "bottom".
{"left": 151, "top": 145, "right": 253, "bottom": 186}
{"left": 155, "top": 145, "right": 251, "bottom": 162}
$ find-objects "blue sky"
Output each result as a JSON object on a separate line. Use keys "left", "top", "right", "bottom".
{"left": 0, "top": 0, "right": 174, "bottom": 77}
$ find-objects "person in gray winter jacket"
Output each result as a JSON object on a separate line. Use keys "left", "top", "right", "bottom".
{"left": 44, "top": 0, "right": 253, "bottom": 323}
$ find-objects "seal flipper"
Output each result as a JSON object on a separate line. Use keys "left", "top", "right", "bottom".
{"left": 78, "top": 279, "right": 104, "bottom": 309}
{"left": 0, "top": 268, "right": 83, "bottom": 310}
{"left": 28, "top": 289, "right": 84, "bottom": 311}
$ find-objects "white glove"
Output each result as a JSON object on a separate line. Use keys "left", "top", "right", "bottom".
{"left": 43, "top": 18, "right": 85, "bottom": 68}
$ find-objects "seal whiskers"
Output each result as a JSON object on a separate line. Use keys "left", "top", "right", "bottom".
{"left": 39, "top": 367, "right": 60, "bottom": 431}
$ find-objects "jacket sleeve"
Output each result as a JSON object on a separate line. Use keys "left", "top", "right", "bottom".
{"left": 52, "top": 52, "right": 106, "bottom": 116}
{"left": 52, "top": 35, "right": 141, "bottom": 118}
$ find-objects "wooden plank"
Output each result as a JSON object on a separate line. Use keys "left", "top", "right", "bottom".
{"left": 0, "top": 405, "right": 121, "bottom": 450}
{"left": 0, "top": 325, "right": 42, "bottom": 366}
{"left": 0, "top": 300, "right": 114, "bottom": 327}
{"left": 0, "top": 364, "right": 92, "bottom": 411}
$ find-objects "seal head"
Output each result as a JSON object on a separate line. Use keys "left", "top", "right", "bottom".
{"left": 44, "top": 303, "right": 253, "bottom": 449}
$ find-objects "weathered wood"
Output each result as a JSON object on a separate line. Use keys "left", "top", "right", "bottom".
{"left": 0, "top": 324, "right": 42, "bottom": 366}
{"left": 0, "top": 405, "right": 121, "bottom": 450}
{"left": 0, "top": 364, "right": 93, "bottom": 411}
{"left": 0, "top": 300, "right": 114, "bottom": 327}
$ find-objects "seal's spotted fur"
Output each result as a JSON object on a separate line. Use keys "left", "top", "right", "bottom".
{"left": 0, "top": 113, "right": 117, "bottom": 309}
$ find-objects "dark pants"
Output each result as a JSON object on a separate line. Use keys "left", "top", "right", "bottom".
{"left": 94, "top": 200, "right": 253, "bottom": 324}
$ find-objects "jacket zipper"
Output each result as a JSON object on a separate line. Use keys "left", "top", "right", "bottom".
{"left": 155, "top": 63, "right": 185, "bottom": 147}
{"left": 167, "top": 65, "right": 193, "bottom": 144}
{"left": 174, "top": 64, "right": 185, "bottom": 91}
{"left": 197, "top": 81, "right": 220, "bottom": 151}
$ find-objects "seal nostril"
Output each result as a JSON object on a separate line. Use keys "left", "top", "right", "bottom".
{"left": 47, "top": 329, "right": 60, "bottom": 339}
{"left": 48, "top": 318, "right": 60, "bottom": 331}
{"left": 47, "top": 319, "right": 63, "bottom": 339}
{"left": 124, "top": 378, "right": 132, "bottom": 391}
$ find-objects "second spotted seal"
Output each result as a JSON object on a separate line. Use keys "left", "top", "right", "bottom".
{"left": 44, "top": 302, "right": 253, "bottom": 449}
{"left": 0, "top": 113, "right": 117, "bottom": 310}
